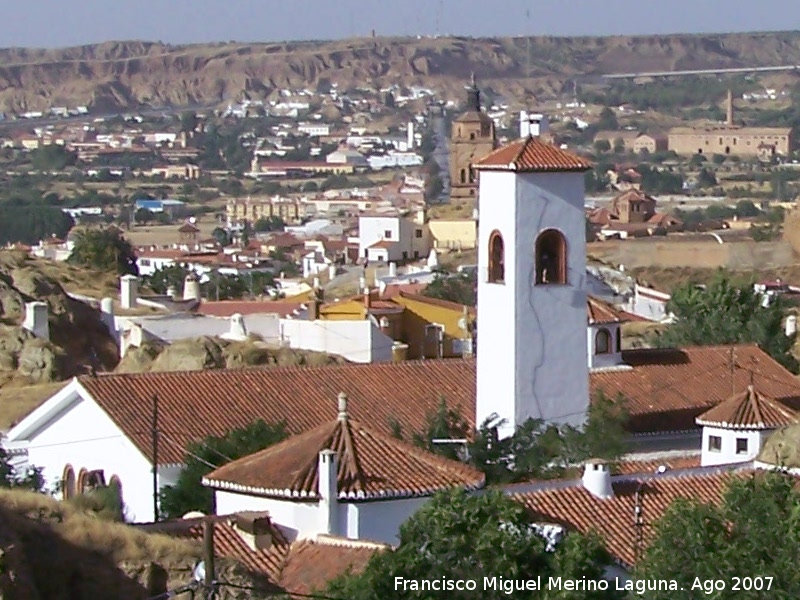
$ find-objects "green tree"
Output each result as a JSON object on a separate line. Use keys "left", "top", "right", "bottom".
{"left": 253, "top": 216, "right": 285, "bottom": 232}
{"left": 412, "top": 397, "right": 470, "bottom": 461}
{"left": 697, "top": 168, "right": 718, "bottom": 189}
{"left": 636, "top": 471, "right": 800, "bottom": 599}
{"left": 735, "top": 199, "right": 761, "bottom": 218}
{"left": 423, "top": 272, "right": 476, "bottom": 306}
{"left": 30, "top": 145, "right": 77, "bottom": 171}
{"left": 594, "top": 139, "right": 612, "bottom": 153}
{"left": 179, "top": 110, "right": 198, "bottom": 133}
{"left": 0, "top": 206, "right": 74, "bottom": 245}
{"left": 68, "top": 227, "right": 138, "bottom": 275}
{"left": 328, "top": 489, "right": 621, "bottom": 600}
{"left": 211, "top": 227, "right": 230, "bottom": 246}
{"left": 146, "top": 265, "right": 192, "bottom": 295}
{"left": 597, "top": 107, "right": 619, "bottom": 130}
{"left": 134, "top": 208, "right": 155, "bottom": 224}
{"left": 658, "top": 273, "right": 798, "bottom": 372}
{"left": 159, "top": 420, "right": 288, "bottom": 518}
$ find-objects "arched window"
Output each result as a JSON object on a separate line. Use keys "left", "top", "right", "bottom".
{"left": 488, "top": 231, "right": 505, "bottom": 283}
{"left": 77, "top": 468, "right": 88, "bottom": 495}
{"left": 616, "top": 329, "right": 622, "bottom": 353}
{"left": 595, "top": 329, "right": 611, "bottom": 354}
{"left": 62, "top": 464, "right": 76, "bottom": 500}
{"left": 468, "top": 168, "right": 475, "bottom": 183}
{"left": 535, "top": 229, "right": 567, "bottom": 285}
{"left": 460, "top": 168, "right": 466, "bottom": 184}
{"left": 109, "top": 475, "right": 124, "bottom": 510}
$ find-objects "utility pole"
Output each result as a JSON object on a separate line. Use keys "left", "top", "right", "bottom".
{"left": 203, "top": 518, "right": 216, "bottom": 599}
{"left": 151, "top": 393, "right": 159, "bottom": 522}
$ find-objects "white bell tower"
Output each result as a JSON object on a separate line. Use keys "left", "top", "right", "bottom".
{"left": 474, "top": 137, "right": 591, "bottom": 437}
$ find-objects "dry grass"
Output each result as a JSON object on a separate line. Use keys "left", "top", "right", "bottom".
{"left": 0, "top": 381, "right": 67, "bottom": 429}
{"left": 428, "top": 199, "right": 476, "bottom": 220}
{"left": 124, "top": 218, "right": 220, "bottom": 246}
{"left": 0, "top": 488, "right": 199, "bottom": 564}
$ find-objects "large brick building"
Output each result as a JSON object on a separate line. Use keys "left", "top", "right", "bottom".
{"left": 668, "top": 90, "right": 792, "bottom": 157}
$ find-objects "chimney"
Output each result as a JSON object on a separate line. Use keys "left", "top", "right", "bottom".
{"left": 726, "top": 89, "right": 734, "bottom": 126}
{"left": 363, "top": 286, "right": 372, "bottom": 310}
{"left": 328, "top": 264, "right": 337, "bottom": 280}
{"left": 388, "top": 262, "right": 397, "bottom": 278}
{"left": 231, "top": 513, "right": 273, "bottom": 551}
{"left": 318, "top": 449, "right": 339, "bottom": 536}
{"left": 582, "top": 460, "right": 613, "bottom": 499}
{"left": 312, "top": 276, "right": 321, "bottom": 290}
{"left": 379, "top": 316, "right": 391, "bottom": 337}
{"left": 183, "top": 274, "right": 201, "bottom": 301}
{"left": 100, "top": 297, "right": 115, "bottom": 337}
{"left": 786, "top": 315, "right": 798, "bottom": 337}
{"left": 23, "top": 301, "right": 50, "bottom": 341}
{"left": 120, "top": 275, "right": 138, "bottom": 310}
{"left": 225, "top": 313, "right": 248, "bottom": 340}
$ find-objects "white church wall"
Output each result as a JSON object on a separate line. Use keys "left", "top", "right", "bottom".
{"left": 6, "top": 384, "right": 159, "bottom": 522}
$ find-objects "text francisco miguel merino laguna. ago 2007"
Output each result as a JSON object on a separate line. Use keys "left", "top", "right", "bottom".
{"left": 394, "top": 576, "right": 682, "bottom": 595}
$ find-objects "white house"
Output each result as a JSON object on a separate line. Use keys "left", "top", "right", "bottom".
{"left": 473, "top": 136, "right": 592, "bottom": 436}
{"left": 622, "top": 283, "right": 672, "bottom": 322}
{"left": 358, "top": 214, "right": 429, "bottom": 263}
{"left": 202, "top": 393, "right": 485, "bottom": 544}
{"left": 586, "top": 297, "right": 630, "bottom": 372}
{"left": 696, "top": 385, "right": 799, "bottom": 467}
{"left": 367, "top": 151, "right": 423, "bottom": 170}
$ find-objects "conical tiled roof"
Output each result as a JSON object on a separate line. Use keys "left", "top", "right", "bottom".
{"left": 587, "top": 296, "right": 627, "bottom": 325}
{"left": 203, "top": 394, "right": 485, "bottom": 501}
{"left": 696, "top": 385, "right": 799, "bottom": 430}
{"left": 474, "top": 136, "right": 592, "bottom": 173}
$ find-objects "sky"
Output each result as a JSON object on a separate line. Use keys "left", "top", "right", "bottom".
{"left": 3, "top": 0, "right": 800, "bottom": 48}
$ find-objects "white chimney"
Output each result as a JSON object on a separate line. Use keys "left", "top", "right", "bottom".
{"left": 388, "top": 262, "right": 397, "bottom": 278}
{"left": 100, "top": 297, "right": 115, "bottom": 337}
{"left": 582, "top": 460, "right": 613, "bottom": 499}
{"left": 359, "top": 275, "right": 367, "bottom": 292}
{"left": 120, "top": 275, "right": 138, "bottom": 310}
{"left": 787, "top": 315, "right": 798, "bottom": 337}
{"left": 328, "top": 265, "right": 337, "bottom": 280}
{"left": 426, "top": 249, "right": 439, "bottom": 269}
{"left": 183, "top": 274, "right": 201, "bottom": 301}
{"left": 313, "top": 277, "right": 321, "bottom": 290}
{"left": 23, "top": 302, "right": 49, "bottom": 341}
{"left": 318, "top": 449, "right": 339, "bottom": 536}
{"left": 223, "top": 313, "right": 248, "bottom": 341}
{"left": 406, "top": 121, "right": 414, "bottom": 149}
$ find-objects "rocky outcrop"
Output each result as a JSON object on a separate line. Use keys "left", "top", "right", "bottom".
{"left": 116, "top": 336, "right": 346, "bottom": 374}
{"left": 2, "top": 31, "right": 800, "bottom": 111}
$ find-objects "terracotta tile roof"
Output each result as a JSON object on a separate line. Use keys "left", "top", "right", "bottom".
{"left": 474, "top": 137, "right": 592, "bottom": 173}
{"left": 513, "top": 465, "right": 753, "bottom": 566}
{"left": 696, "top": 385, "right": 799, "bottom": 430}
{"left": 177, "top": 223, "right": 200, "bottom": 233}
{"left": 197, "top": 300, "right": 305, "bottom": 318}
{"left": 139, "top": 516, "right": 380, "bottom": 594}
{"left": 613, "top": 455, "right": 701, "bottom": 476}
{"left": 397, "top": 291, "right": 477, "bottom": 315}
{"left": 78, "top": 359, "right": 476, "bottom": 465}
{"left": 587, "top": 296, "right": 627, "bottom": 324}
{"left": 591, "top": 344, "right": 800, "bottom": 434}
{"left": 278, "top": 537, "right": 382, "bottom": 595}
{"left": 204, "top": 397, "right": 484, "bottom": 500}
{"left": 368, "top": 240, "right": 395, "bottom": 249}
{"left": 381, "top": 282, "right": 429, "bottom": 298}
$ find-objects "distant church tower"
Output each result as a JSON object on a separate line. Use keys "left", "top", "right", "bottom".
{"left": 449, "top": 74, "right": 497, "bottom": 200}
{"left": 473, "top": 137, "right": 592, "bottom": 436}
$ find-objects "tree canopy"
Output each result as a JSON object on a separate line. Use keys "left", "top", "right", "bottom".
{"left": 637, "top": 471, "right": 800, "bottom": 599}
{"left": 423, "top": 272, "right": 476, "bottom": 307}
{"left": 68, "top": 227, "right": 138, "bottom": 275}
{"left": 327, "top": 489, "right": 620, "bottom": 600}
{"left": 159, "top": 419, "right": 288, "bottom": 519}
{"left": 658, "top": 273, "right": 798, "bottom": 372}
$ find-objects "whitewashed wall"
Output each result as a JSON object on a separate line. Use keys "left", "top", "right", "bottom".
{"left": 280, "top": 319, "right": 393, "bottom": 363}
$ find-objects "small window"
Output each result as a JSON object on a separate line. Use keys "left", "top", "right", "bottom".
{"left": 708, "top": 436, "right": 722, "bottom": 452}
{"left": 736, "top": 438, "right": 748, "bottom": 455}
{"left": 384, "top": 230, "right": 392, "bottom": 239}
{"left": 488, "top": 230, "right": 504, "bottom": 283}
{"left": 469, "top": 168, "right": 475, "bottom": 183}
{"left": 470, "top": 132, "right": 476, "bottom": 140}
{"left": 616, "top": 329, "right": 622, "bottom": 353}
{"left": 415, "top": 229, "right": 423, "bottom": 238}
{"left": 595, "top": 329, "right": 611, "bottom": 354}
{"left": 535, "top": 229, "right": 567, "bottom": 285}
{"left": 460, "top": 169, "right": 466, "bottom": 184}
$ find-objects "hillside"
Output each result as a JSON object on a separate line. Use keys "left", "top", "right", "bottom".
{"left": 3, "top": 31, "right": 800, "bottom": 111}
{"left": 0, "top": 488, "right": 268, "bottom": 599}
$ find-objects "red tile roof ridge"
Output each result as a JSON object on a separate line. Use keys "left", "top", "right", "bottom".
{"left": 313, "top": 535, "right": 390, "bottom": 550}
{"left": 696, "top": 384, "right": 799, "bottom": 429}
{"left": 204, "top": 412, "right": 485, "bottom": 500}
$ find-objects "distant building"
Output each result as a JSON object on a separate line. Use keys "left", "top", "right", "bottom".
{"left": 134, "top": 199, "right": 186, "bottom": 215}
{"left": 668, "top": 90, "right": 792, "bottom": 157}
{"left": 449, "top": 75, "right": 497, "bottom": 200}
